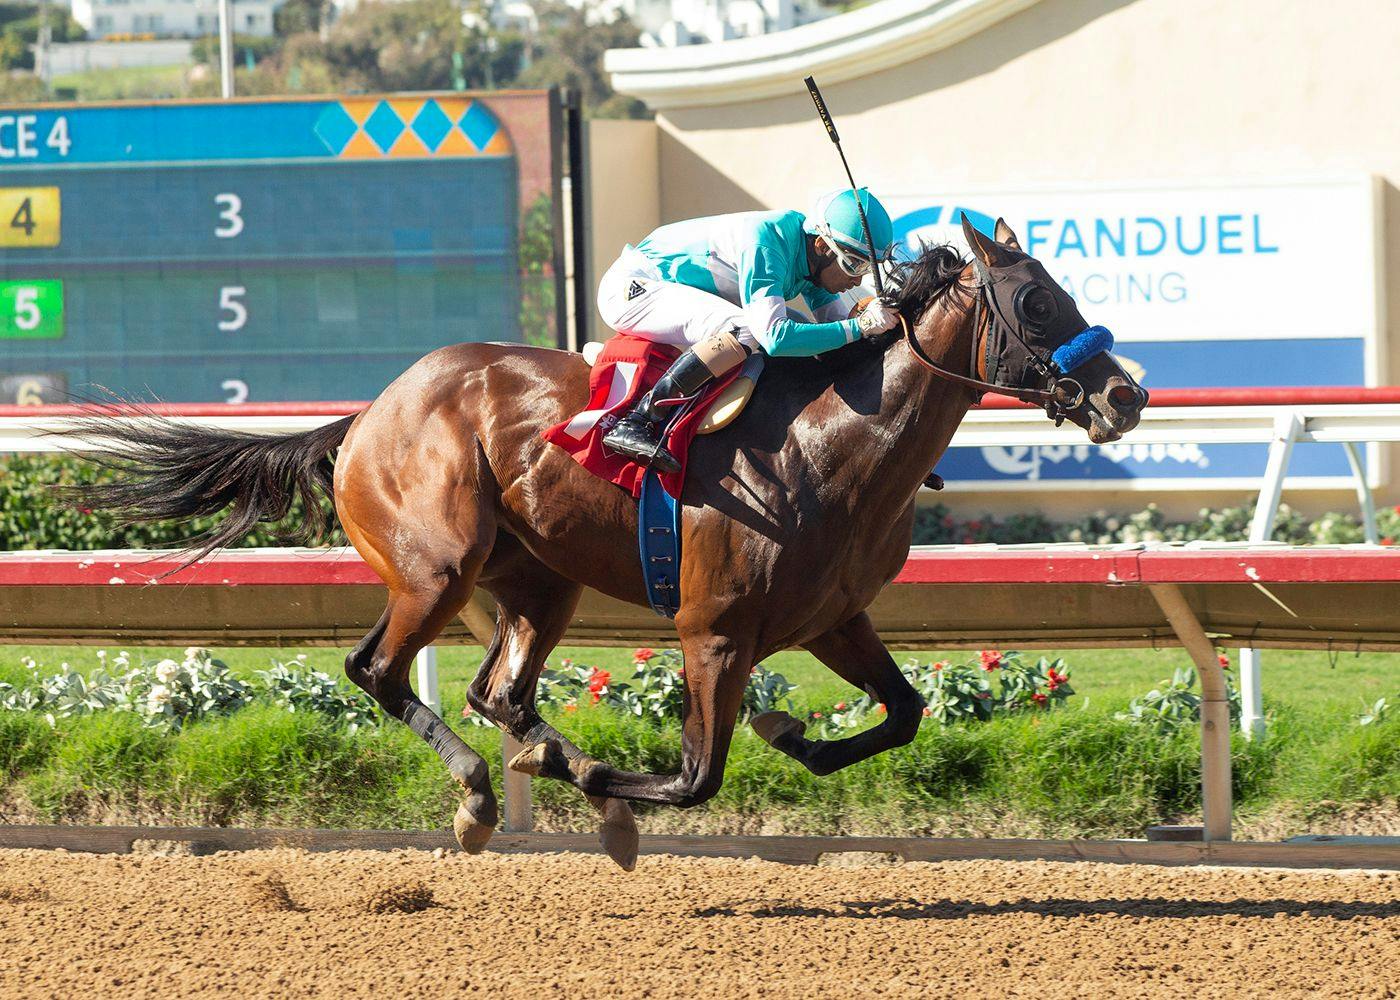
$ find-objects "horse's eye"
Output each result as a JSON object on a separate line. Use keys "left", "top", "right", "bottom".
{"left": 1016, "top": 285, "right": 1058, "bottom": 327}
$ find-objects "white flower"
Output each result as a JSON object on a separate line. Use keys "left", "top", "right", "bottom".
{"left": 96, "top": 650, "right": 107, "bottom": 664}
{"left": 184, "top": 647, "right": 207, "bottom": 662}
{"left": 147, "top": 684, "right": 172, "bottom": 708}
{"left": 20, "top": 656, "right": 35, "bottom": 670}
{"left": 154, "top": 659, "right": 181, "bottom": 684}
{"left": 294, "top": 654, "right": 308, "bottom": 663}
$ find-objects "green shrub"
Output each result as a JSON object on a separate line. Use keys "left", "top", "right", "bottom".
{"left": 0, "top": 454, "right": 344, "bottom": 551}
{"left": 23, "top": 711, "right": 169, "bottom": 818}
{"left": 0, "top": 711, "right": 56, "bottom": 779}
{"left": 1305, "top": 714, "right": 1400, "bottom": 802}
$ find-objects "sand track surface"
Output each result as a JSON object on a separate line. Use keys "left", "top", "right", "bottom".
{"left": 0, "top": 848, "right": 1396, "bottom": 999}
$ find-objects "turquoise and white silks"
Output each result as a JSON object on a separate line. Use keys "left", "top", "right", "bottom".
{"left": 626, "top": 210, "right": 862, "bottom": 358}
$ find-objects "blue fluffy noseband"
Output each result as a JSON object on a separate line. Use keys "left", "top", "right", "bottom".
{"left": 1050, "top": 326, "right": 1113, "bottom": 374}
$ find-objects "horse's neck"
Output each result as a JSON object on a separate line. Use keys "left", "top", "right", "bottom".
{"left": 832, "top": 292, "right": 977, "bottom": 505}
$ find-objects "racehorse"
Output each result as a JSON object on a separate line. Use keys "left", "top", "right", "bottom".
{"left": 68, "top": 217, "right": 1146, "bottom": 868}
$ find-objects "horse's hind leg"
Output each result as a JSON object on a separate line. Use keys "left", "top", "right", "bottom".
{"left": 752, "top": 611, "right": 924, "bottom": 776}
{"left": 468, "top": 540, "right": 639, "bottom": 868}
{"left": 345, "top": 573, "right": 499, "bottom": 852}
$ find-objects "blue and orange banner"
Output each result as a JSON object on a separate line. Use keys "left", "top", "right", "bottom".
{"left": 0, "top": 96, "right": 513, "bottom": 166}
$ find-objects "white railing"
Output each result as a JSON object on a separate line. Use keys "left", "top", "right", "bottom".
{"left": 6, "top": 385, "right": 1400, "bottom": 743}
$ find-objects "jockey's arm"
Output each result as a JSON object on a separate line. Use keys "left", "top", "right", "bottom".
{"left": 738, "top": 243, "right": 860, "bottom": 358}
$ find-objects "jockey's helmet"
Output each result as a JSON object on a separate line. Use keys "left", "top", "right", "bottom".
{"left": 804, "top": 188, "right": 895, "bottom": 267}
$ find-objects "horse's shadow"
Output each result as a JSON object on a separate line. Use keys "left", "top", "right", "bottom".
{"left": 691, "top": 896, "right": 1400, "bottom": 921}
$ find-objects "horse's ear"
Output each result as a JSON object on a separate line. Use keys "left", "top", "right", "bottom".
{"left": 961, "top": 213, "right": 1002, "bottom": 267}
{"left": 994, "top": 217, "right": 1023, "bottom": 252}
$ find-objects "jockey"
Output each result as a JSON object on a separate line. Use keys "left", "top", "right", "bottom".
{"left": 597, "top": 188, "right": 901, "bottom": 473}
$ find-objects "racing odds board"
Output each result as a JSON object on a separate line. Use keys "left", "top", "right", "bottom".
{"left": 0, "top": 94, "right": 554, "bottom": 405}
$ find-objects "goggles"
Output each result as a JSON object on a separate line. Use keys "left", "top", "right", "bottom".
{"left": 816, "top": 224, "right": 884, "bottom": 278}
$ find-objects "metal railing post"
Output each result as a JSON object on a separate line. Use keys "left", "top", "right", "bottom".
{"left": 1148, "top": 583, "right": 1233, "bottom": 842}
{"left": 414, "top": 646, "right": 440, "bottom": 715}
{"left": 1342, "top": 441, "right": 1380, "bottom": 543}
{"left": 1239, "top": 411, "right": 1304, "bottom": 739}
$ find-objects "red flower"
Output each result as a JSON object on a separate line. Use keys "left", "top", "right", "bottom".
{"left": 921, "top": 706, "right": 932, "bottom": 717}
{"left": 633, "top": 647, "right": 656, "bottom": 664}
{"left": 1047, "top": 668, "right": 1065, "bottom": 685}
{"left": 1217, "top": 654, "right": 1230, "bottom": 670}
{"left": 587, "top": 667, "right": 611, "bottom": 704}
{"left": 812, "top": 711, "right": 823, "bottom": 719}
{"left": 877, "top": 703, "right": 886, "bottom": 714}
{"left": 834, "top": 702, "right": 847, "bottom": 711}
{"left": 980, "top": 650, "right": 1002, "bottom": 671}
{"left": 1383, "top": 537, "right": 1395, "bottom": 546}
{"left": 563, "top": 703, "right": 577, "bottom": 714}
{"left": 1031, "top": 693, "right": 1048, "bottom": 706}
{"left": 932, "top": 660, "right": 949, "bottom": 672}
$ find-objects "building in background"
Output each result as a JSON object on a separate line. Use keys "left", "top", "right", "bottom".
{"left": 590, "top": 0, "right": 830, "bottom": 47}
{"left": 69, "top": 0, "right": 279, "bottom": 39}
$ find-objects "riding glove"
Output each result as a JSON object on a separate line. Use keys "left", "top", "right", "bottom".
{"left": 856, "top": 298, "right": 900, "bottom": 336}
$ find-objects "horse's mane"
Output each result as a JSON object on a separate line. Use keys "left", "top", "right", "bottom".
{"left": 888, "top": 242, "right": 967, "bottom": 318}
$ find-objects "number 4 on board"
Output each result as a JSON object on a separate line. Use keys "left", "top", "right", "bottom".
{"left": 9, "top": 197, "right": 34, "bottom": 236}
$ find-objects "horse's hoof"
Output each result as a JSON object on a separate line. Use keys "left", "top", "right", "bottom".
{"left": 751, "top": 711, "right": 805, "bottom": 747}
{"left": 589, "top": 795, "right": 639, "bottom": 872}
{"left": 453, "top": 801, "right": 498, "bottom": 851}
{"left": 508, "top": 741, "right": 549, "bottom": 776}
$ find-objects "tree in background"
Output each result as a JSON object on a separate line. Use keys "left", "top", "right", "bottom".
{"left": 0, "top": 2, "right": 85, "bottom": 73}
{"left": 514, "top": 2, "right": 646, "bottom": 118}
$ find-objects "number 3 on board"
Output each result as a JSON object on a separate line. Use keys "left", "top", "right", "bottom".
{"left": 0, "top": 187, "right": 60, "bottom": 247}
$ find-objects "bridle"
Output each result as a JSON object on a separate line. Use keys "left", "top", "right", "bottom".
{"left": 900, "top": 257, "right": 1097, "bottom": 426}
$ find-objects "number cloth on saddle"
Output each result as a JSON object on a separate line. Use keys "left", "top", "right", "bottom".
{"left": 542, "top": 333, "right": 749, "bottom": 499}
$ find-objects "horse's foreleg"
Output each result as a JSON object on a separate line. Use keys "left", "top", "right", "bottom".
{"left": 752, "top": 612, "right": 923, "bottom": 776}
{"left": 346, "top": 579, "right": 499, "bottom": 853}
{"left": 510, "top": 630, "right": 752, "bottom": 810}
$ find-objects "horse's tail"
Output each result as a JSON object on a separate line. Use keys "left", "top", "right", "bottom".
{"left": 58, "top": 406, "right": 358, "bottom": 567}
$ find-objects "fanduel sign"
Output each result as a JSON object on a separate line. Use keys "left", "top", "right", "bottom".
{"left": 883, "top": 178, "right": 1383, "bottom": 488}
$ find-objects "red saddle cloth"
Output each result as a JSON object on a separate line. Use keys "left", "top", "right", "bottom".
{"left": 542, "top": 334, "right": 742, "bottom": 499}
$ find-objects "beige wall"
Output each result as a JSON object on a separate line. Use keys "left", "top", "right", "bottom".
{"left": 584, "top": 119, "right": 661, "bottom": 344}
{"left": 639, "top": 0, "right": 1400, "bottom": 520}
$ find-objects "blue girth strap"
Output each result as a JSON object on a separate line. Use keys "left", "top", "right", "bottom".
{"left": 638, "top": 469, "right": 682, "bottom": 618}
{"left": 1050, "top": 325, "right": 1114, "bottom": 374}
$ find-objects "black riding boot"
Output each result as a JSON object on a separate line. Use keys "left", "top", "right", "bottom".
{"left": 603, "top": 348, "right": 717, "bottom": 474}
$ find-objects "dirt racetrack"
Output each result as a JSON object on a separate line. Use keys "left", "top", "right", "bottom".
{"left": 0, "top": 848, "right": 1397, "bottom": 999}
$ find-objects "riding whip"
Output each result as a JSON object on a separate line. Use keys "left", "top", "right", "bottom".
{"left": 803, "top": 75, "right": 886, "bottom": 299}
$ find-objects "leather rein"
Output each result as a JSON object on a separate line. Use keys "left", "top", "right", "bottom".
{"left": 899, "top": 267, "right": 1087, "bottom": 424}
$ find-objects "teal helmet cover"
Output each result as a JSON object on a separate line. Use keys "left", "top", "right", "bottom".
{"left": 804, "top": 188, "right": 894, "bottom": 261}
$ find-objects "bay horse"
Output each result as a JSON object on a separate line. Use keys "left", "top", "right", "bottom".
{"left": 69, "top": 217, "right": 1146, "bottom": 868}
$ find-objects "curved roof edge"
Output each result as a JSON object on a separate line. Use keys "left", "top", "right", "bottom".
{"left": 604, "top": 0, "right": 1043, "bottom": 110}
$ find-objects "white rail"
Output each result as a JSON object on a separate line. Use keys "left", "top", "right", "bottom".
{"left": 5, "top": 396, "right": 1400, "bottom": 742}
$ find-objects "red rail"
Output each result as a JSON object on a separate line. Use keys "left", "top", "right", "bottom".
{"left": 5, "top": 546, "right": 1400, "bottom": 587}
{"left": 5, "top": 387, "right": 1400, "bottom": 420}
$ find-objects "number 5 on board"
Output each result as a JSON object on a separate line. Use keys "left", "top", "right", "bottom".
{"left": 0, "top": 187, "right": 60, "bottom": 247}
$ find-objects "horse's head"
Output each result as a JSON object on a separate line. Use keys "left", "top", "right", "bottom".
{"left": 956, "top": 215, "right": 1147, "bottom": 444}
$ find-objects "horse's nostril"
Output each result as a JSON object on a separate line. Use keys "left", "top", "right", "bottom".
{"left": 1109, "top": 384, "right": 1145, "bottom": 411}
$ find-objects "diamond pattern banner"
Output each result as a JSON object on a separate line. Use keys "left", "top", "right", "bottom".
{"left": 312, "top": 98, "right": 513, "bottom": 159}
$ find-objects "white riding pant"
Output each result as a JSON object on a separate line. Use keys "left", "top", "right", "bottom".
{"left": 596, "top": 248, "right": 760, "bottom": 351}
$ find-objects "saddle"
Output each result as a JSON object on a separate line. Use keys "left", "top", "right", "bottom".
{"left": 544, "top": 335, "right": 765, "bottom": 619}
{"left": 543, "top": 335, "right": 763, "bottom": 501}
